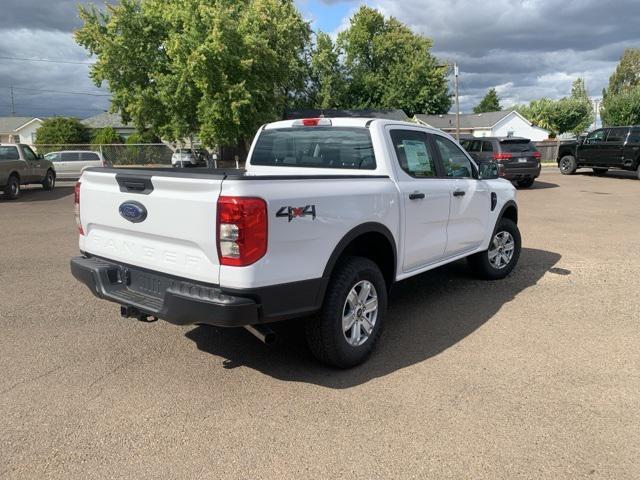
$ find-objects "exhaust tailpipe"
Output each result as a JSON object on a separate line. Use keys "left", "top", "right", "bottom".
{"left": 244, "top": 324, "right": 277, "bottom": 345}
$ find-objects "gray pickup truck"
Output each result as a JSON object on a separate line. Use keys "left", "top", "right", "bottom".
{"left": 0, "top": 144, "right": 56, "bottom": 200}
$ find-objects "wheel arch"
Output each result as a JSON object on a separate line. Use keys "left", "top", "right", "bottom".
{"left": 497, "top": 200, "right": 518, "bottom": 226}
{"left": 322, "top": 222, "right": 398, "bottom": 292}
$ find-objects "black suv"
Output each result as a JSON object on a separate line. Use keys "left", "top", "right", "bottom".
{"left": 557, "top": 126, "right": 640, "bottom": 178}
{"left": 461, "top": 137, "right": 541, "bottom": 188}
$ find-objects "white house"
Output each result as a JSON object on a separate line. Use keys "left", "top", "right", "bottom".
{"left": 0, "top": 117, "right": 44, "bottom": 145}
{"left": 414, "top": 110, "right": 550, "bottom": 141}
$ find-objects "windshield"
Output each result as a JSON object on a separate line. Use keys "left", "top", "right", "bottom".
{"left": 251, "top": 127, "right": 376, "bottom": 169}
{"left": 500, "top": 140, "right": 536, "bottom": 153}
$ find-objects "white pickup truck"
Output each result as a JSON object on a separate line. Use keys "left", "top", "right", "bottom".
{"left": 71, "top": 117, "right": 520, "bottom": 367}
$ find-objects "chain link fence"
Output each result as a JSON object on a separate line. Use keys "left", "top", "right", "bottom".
{"left": 34, "top": 144, "right": 175, "bottom": 167}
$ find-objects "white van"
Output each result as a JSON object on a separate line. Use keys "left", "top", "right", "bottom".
{"left": 44, "top": 151, "right": 108, "bottom": 180}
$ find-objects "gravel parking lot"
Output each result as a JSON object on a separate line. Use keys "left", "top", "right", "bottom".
{"left": 1, "top": 169, "right": 639, "bottom": 479}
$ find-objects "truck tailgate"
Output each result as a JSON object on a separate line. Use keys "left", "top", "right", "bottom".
{"left": 78, "top": 169, "right": 223, "bottom": 285}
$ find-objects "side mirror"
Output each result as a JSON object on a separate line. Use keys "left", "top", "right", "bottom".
{"left": 478, "top": 161, "right": 499, "bottom": 180}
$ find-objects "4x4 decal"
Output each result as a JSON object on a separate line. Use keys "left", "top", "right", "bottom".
{"left": 276, "top": 205, "right": 316, "bottom": 222}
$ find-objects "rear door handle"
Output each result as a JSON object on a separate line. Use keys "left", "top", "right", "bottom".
{"left": 453, "top": 190, "right": 466, "bottom": 197}
{"left": 409, "top": 192, "right": 425, "bottom": 200}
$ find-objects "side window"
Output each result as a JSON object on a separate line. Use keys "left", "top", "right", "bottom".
{"left": 606, "top": 128, "right": 628, "bottom": 143}
{"left": 0, "top": 146, "right": 19, "bottom": 161}
{"left": 21, "top": 145, "right": 37, "bottom": 161}
{"left": 628, "top": 129, "right": 640, "bottom": 144}
{"left": 81, "top": 152, "right": 100, "bottom": 161}
{"left": 433, "top": 135, "right": 474, "bottom": 178}
{"left": 389, "top": 130, "right": 437, "bottom": 178}
{"left": 61, "top": 152, "right": 80, "bottom": 161}
{"left": 586, "top": 129, "right": 605, "bottom": 144}
{"left": 482, "top": 141, "right": 494, "bottom": 152}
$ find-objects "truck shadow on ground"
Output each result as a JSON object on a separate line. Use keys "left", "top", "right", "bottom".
{"left": 576, "top": 171, "right": 638, "bottom": 181}
{"left": 522, "top": 180, "right": 558, "bottom": 190}
{"left": 4, "top": 185, "right": 74, "bottom": 203}
{"left": 186, "top": 247, "right": 561, "bottom": 388}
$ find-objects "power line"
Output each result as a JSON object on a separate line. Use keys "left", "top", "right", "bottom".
{"left": 1, "top": 85, "right": 110, "bottom": 97}
{"left": 0, "top": 55, "right": 95, "bottom": 65}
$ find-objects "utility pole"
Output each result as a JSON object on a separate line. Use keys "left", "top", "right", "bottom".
{"left": 454, "top": 63, "right": 460, "bottom": 141}
{"left": 10, "top": 84, "right": 15, "bottom": 117}
{"left": 592, "top": 98, "right": 600, "bottom": 130}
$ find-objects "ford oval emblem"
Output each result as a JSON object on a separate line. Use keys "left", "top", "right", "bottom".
{"left": 119, "top": 201, "right": 147, "bottom": 223}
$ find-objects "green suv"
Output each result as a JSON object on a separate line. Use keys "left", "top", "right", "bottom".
{"left": 0, "top": 144, "right": 56, "bottom": 200}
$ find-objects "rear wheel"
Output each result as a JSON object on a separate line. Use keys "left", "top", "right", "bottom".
{"left": 468, "top": 218, "right": 521, "bottom": 280}
{"left": 636, "top": 164, "right": 640, "bottom": 180}
{"left": 305, "top": 256, "right": 386, "bottom": 368}
{"left": 592, "top": 167, "right": 608, "bottom": 176}
{"left": 3, "top": 175, "right": 20, "bottom": 200}
{"left": 42, "top": 169, "right": 55, "bottom": 190}
{"left": 516, "top": 177, "right": 535, "bottom": 188}
{"left": 559, "top": 155, "right": 577, "bottom": 175}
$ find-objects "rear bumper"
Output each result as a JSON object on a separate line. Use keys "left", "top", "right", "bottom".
{"left": 70, "top": 255, "right": 324, "bottom": 327}
{"left": 502, "top": 164, "right": 541, "bottom": 180}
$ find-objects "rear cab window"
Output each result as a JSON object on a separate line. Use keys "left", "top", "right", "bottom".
{"left": 0, "top": 146, "right": 20, "bottom": 161}
{"left": 251, "top": 126, "right": 376, "bottom": 169}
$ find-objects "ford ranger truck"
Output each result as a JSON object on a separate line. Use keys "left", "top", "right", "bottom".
{"left": 70, "top": 117, "right": 521, "bottom": 368}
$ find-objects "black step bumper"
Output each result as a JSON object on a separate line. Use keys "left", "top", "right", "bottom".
{"left": 502, "top": 164, "right": 541, "bottom": 180}
{"left": 70, "top": 256, "right": 325, "bottom": 327}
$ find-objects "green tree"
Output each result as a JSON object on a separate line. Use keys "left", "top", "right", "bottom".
{"left": 606, "top": 49, "right": 640, "bottom": 96}
{"left": 35, "top": 117, "right": 90, "bottom": 145}
{"left": 76, "top": 0, "right": 310, "bottom": 148}
{"left": 336, "top": 6, "right": 451, "bottom": 115}
{"left": 568, "top": 78, "right": 594, "bottom": 134}
{"left": 91, "top": 127, "right": 122, "bottom": 144}
{"left": 601, "top": 87, "right": 640, "bottom": 126}
{"left": 309, "top": 32, "right": 347, "bottom": 109}
{"left": 473, "top": 88, "right": 501, "bottom": 113}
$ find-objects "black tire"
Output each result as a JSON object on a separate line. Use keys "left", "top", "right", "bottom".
{"left": 559, "top": 155, "right": 577, "bottom": 175}
{"left": 42, "top": 169, "right": 55, "bottom": 190}
{"left": 467, "top": 218, "right": 521, "bottom": 280}
{"left": 636, "top": 164, "right": 640, "bottom": 180}
{"left": 516, "top": 177, "right": 535, "bottom": 188}
{"left": 3, "top": 174, "right": 20, "bottom": 200}
{"left": 305, "top": 256, "right": 387, "bottom": 368}
{"left": 592, "top": 168, "right": 608, "bottom": 176}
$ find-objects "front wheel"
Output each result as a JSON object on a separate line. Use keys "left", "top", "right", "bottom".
{"left": 559, "top": 155, "right": 577, "bottom": 175}
{"left": 468, "top": 218, "right": 521, "bottom": 280}
{"left": 42, "top": 169, "right": 55, "bottom": 190}
{"left": 592, "top": 168, "right": 608, "bottom": 176}
{"left": 305, "top": 256, "right": 387, "bottom": 368}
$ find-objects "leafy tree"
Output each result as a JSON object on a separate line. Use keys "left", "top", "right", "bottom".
{"left": 91, "top": 127, "right": 122, "bottom": 144}
{"left": 309, "top": 32, "right": 347, "bottom": 109}
{"left": 569, "top": 78, "right": 594, "bottom": 134}
{"left": 76, "top": 0, "right": 310, "bottom": 148}
{"left": 336, "top": 6, "right": 451, "bottom": 115}
{"left": 601, "top": 87, "right": 640, "bottom": 126}
{"left": 606, "top": 49, "right": 640, "bottom": 96}
{"left": 473, "top": 88, "right": 501, "bottom": 113}
{"left": 35, "top": 117, "right": 90, "bottom": 145}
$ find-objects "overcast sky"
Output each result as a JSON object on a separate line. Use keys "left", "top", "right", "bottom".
{"left": 0, "top": 0, "right": 637, "bottom": 119}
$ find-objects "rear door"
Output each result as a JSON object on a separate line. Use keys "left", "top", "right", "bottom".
{"left": 432, "top": 134, "right": 491, "bottom": 257}
{"left": 80, "top": 151, "right": 103, "bottom": 172}
{"left": 79, "top": 169, "right": 224, "bottom": 284}
{"left": 387, "top": 128, "right": 451, "bottom": 271}
{"left": 602, "top": 128, "right": 628, "bottom": 167}
{"left": 0, "top": 145, "right": 24, "bottom": 185}
{"left": 19, "top": 145, "right": 43, "bottom": 181}
{"left": 57, "top": 152, "right": 80, "bottom": 179}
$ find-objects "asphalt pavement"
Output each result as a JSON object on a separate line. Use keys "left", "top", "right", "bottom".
{"left": 1, "top": 169, "right": 639, "bottom": 479}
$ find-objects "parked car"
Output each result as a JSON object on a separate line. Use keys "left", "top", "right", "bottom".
{"left": 70, "top": 117, "right": 521, "bottom": 368}
{"left": 171, "top": 148, "right": 210, "bottom": 167}
{"left": 44, "top": 150, "right": 108, "bottom": 180}
{"left": 460, "top": 137, "right": 541, "bottom": 188}
{"left": 558, "top": 126, "right": 640, "bottom": 178}
{"left": 0, "top": 144, "right": 56, "bottom": 200}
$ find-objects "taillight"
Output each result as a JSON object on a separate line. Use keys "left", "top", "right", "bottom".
{"left": 217, "top": 196, "right": 267, "bottom": 266}
{"left": 493, "top": 153, "right": 513, "bottom": 161}
{"left": 74, "top": 181, "right": 84, "bottom": 235}
{"left": 532, "top": 151, "right": 541, "bottom": 159}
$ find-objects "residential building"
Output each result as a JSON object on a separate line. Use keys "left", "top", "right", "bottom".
{"left": 0, "top": 117, "right": 44, "bottom": 145}
{"left": 414, "top": 110, "right": 550, "bottom": 141}
{"left": 82, "top": 112, "right": 136, "bottom": 139}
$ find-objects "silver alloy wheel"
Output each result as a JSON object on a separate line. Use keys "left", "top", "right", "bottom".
{"left": 342, "top": 280, "right": 378, "bottom": 347}
{"left": 560, "top": 157, "right": 571, "bottom": 173}
{"left": 488, "top": 231, "right": 515, "bottom": 270}
{"left": 46, "top": 172, "right": 54, "bottom": 188}
{"left": 10, "top": 179, "right": 18, "bottom": 196}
